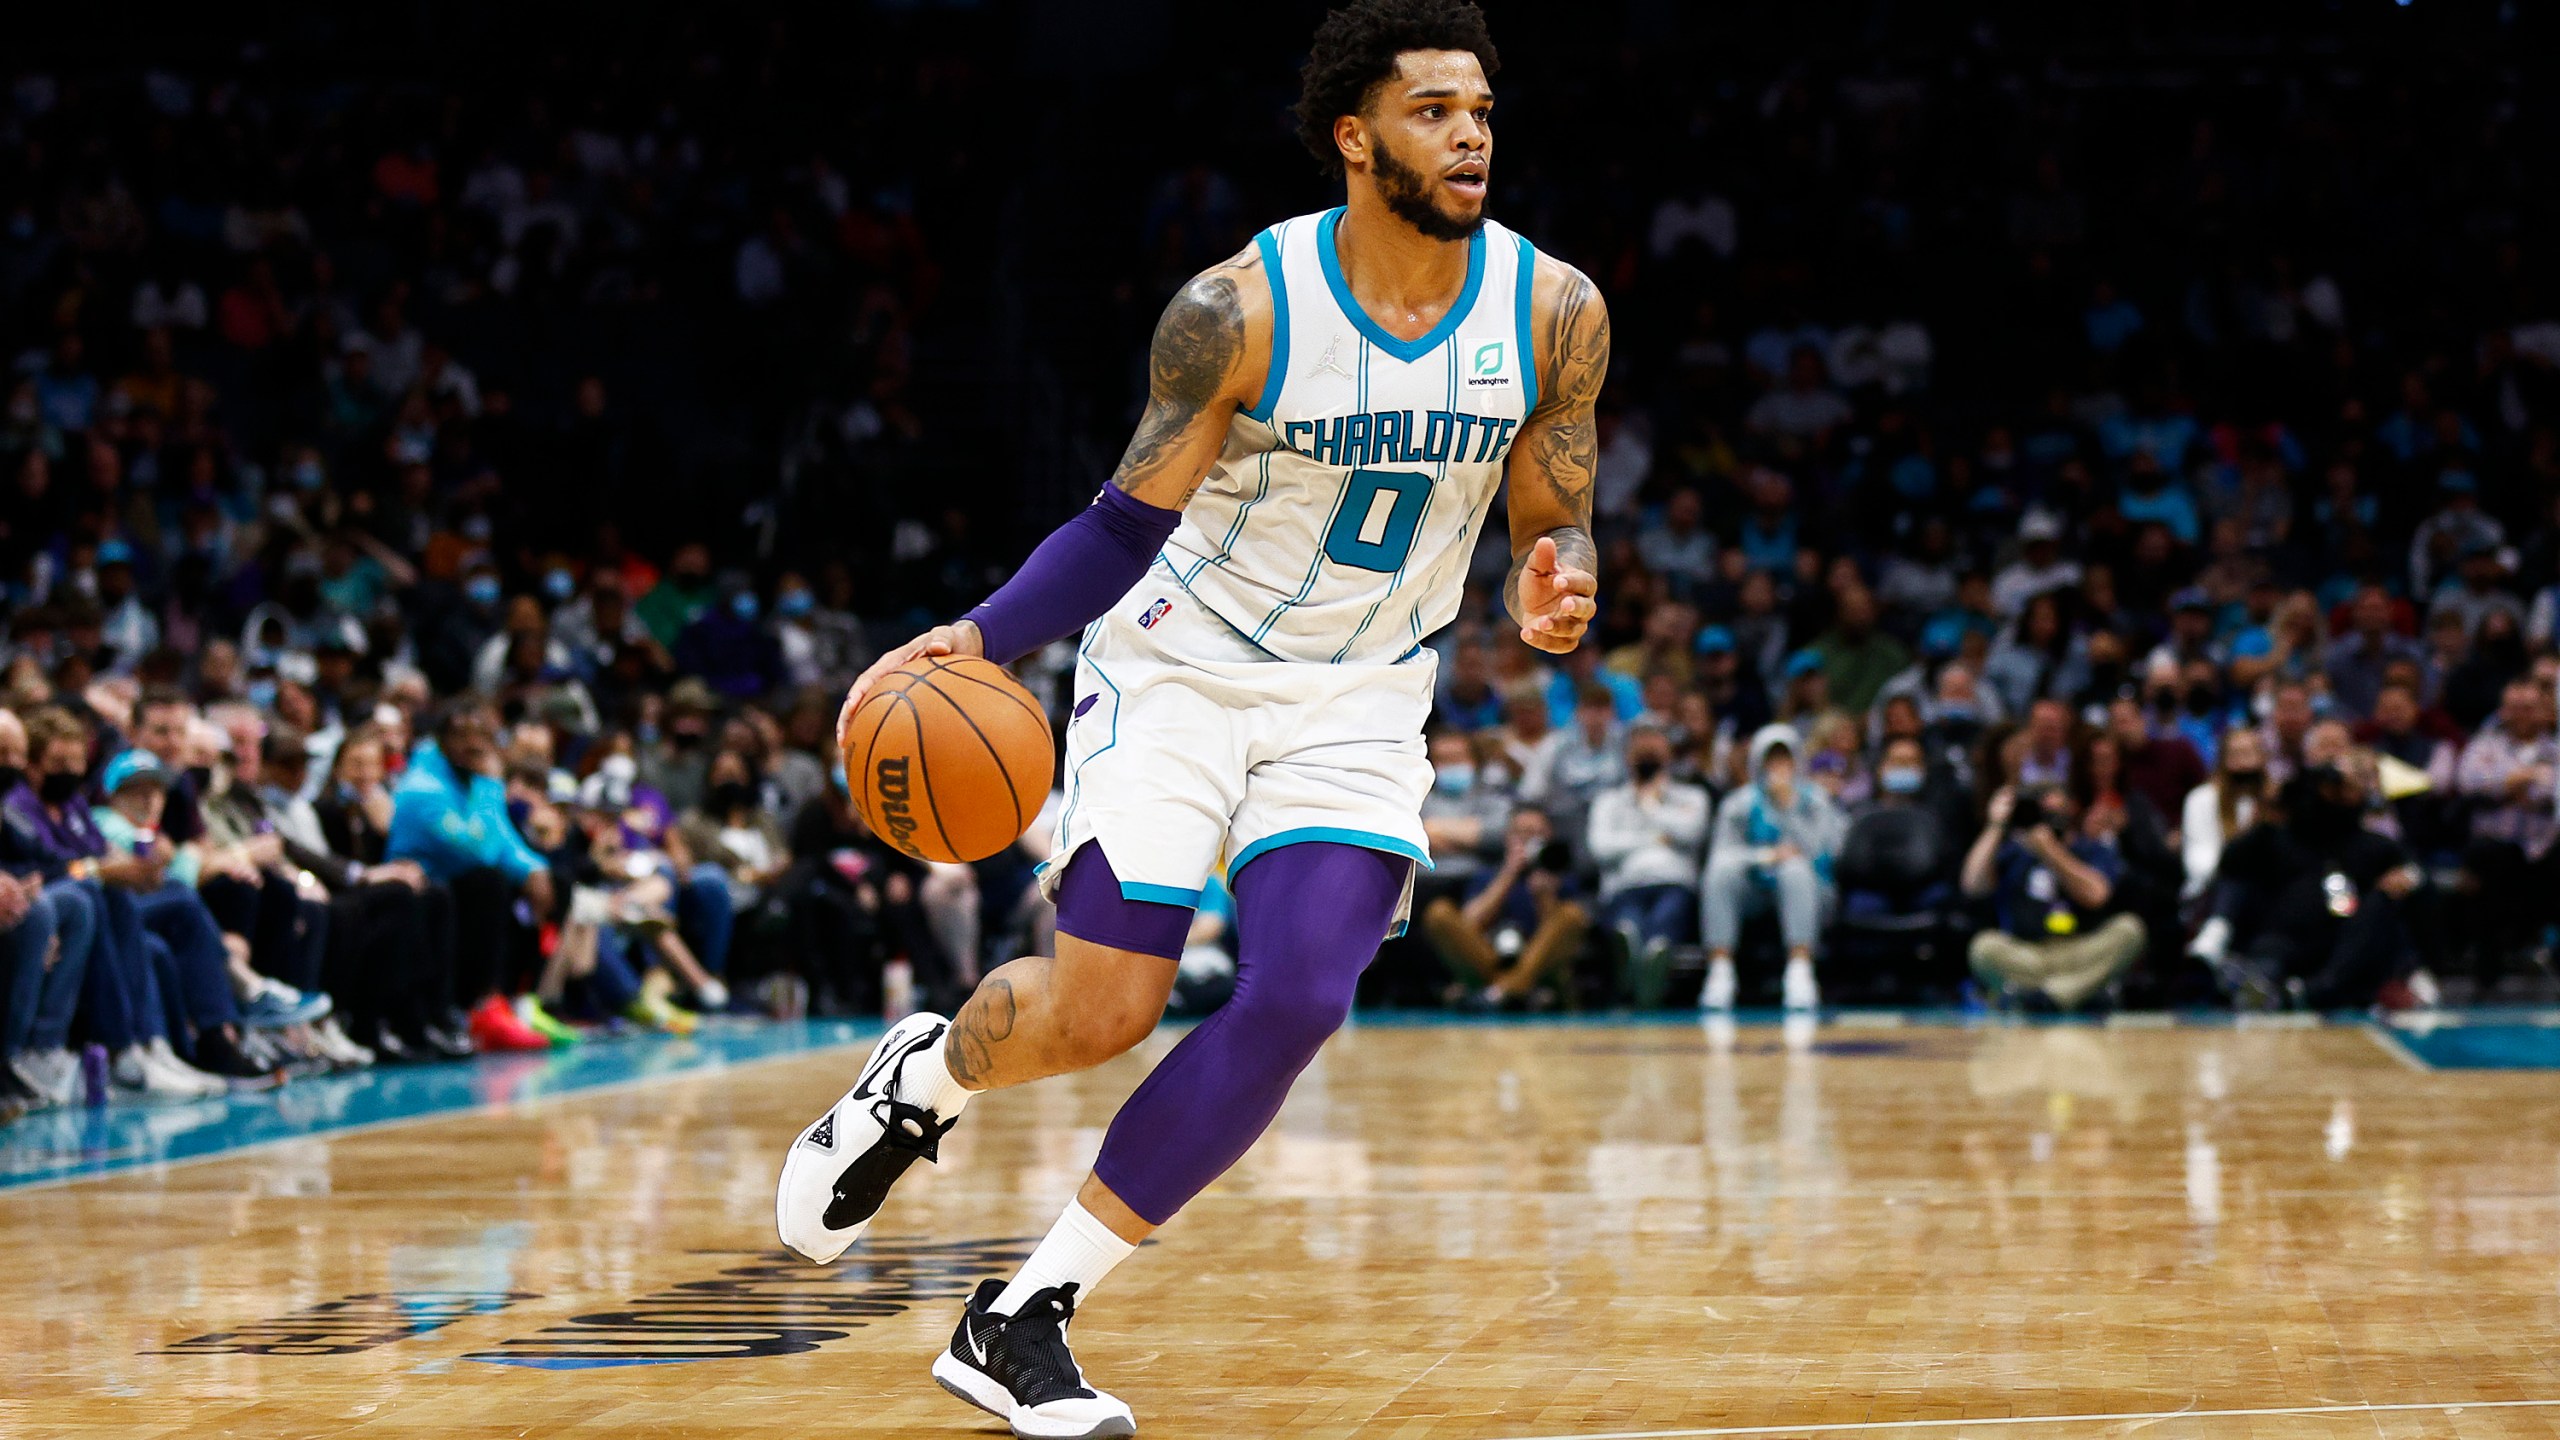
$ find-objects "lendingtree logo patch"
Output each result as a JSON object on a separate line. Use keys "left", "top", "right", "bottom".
{"left": 1472, "top": 341, "right": 1504, "bottom": 376}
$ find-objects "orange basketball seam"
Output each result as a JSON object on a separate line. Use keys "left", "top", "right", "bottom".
{"left": 853, "top": 687, "right": 894, "bottom": 841}
{"left": 909, "top": 670, "right": 1026, "bottom": 838}
{"left": 923, "top": 655, "right": 1048, "bottom": 727}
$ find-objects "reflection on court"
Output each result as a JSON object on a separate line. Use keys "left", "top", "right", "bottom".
{"left": 2, "top": 1016, "right": 2555, "bottom": 1438}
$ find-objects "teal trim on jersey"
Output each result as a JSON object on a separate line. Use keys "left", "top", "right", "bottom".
{"left": 1120, "top": 880, "right": 1205, "bottom": 908}
{"left": 1245, "top": 226, "right": 1289, "bottom": 423}
{"left": 1183, "top": 450, "right": 1272, "bottom": 585}
{"left": 1513, "top": 233, "right": 1540, "bottom": 415}
{"left": 1228, "top": 825, "right": 1434, "bottom": 879}
{"left": 1318, "top": 207, "right": 1485, "bottom": 364}
{"left": 1053, "top": 620, "right": 1122, "bottom": 848}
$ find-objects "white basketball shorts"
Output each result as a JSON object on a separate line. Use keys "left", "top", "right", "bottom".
{"left": 1038, "top": 561, "right": 1434, "bottom": 938}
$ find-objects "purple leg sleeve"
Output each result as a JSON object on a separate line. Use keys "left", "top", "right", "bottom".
{"left": 1054, "top": 843, "right": 1193, "bottom": 961}
{"left": 966, "top": 486, "right": 1183, "bottom": 665}
{"left": 1090, "top": 842, "right": 1409, "bottom": 1226}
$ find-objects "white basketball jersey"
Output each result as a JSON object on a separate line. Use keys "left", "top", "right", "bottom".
{"left": 1160, "top": 207, "right": 1542, "bottom": 665}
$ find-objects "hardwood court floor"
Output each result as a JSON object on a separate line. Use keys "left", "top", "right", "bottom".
{"left": 3, "top": 1018, "right": 2557, "bottom": 1438}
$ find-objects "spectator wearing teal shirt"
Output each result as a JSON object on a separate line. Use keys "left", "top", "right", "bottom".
{"left": 387, "top": 731, "right": 548, "bottom": 886}
{"left": 1543, "top": 645, "right": 1643, "bottom": 729}
{"left": 2116, "top": 452, "right": 2200, "bottom": 546}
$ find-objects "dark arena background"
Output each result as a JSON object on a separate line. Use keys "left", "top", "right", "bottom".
{"left": 4, "top": 3, "right": 2560, "bottom": 1437}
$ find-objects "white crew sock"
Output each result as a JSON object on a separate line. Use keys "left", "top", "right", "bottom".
{"left": 991, "top": 1200, "right": 1138, "bottom": 1316}
{"left": 900, "top": 1027, "right": 977, "bottom": 1119}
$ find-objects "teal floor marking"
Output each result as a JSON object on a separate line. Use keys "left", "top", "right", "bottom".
{"left": 2379, "top": 1018, "right": 2560, "bottom": 1070}
{"left": 0, "top": 1018, "right": 881, "bottom": 1192}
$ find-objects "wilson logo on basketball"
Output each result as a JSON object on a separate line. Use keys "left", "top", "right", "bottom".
{"left": 874, "top": 755, "right": 921, "bottom": 850}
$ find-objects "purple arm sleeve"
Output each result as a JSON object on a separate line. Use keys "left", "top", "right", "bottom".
{"left": 964, "top": 485, "right": 1185, "bottom": 665}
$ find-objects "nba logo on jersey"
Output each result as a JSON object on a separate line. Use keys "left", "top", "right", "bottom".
{"left": 1137, "top": 597, "right": 1173, "bottom": 629}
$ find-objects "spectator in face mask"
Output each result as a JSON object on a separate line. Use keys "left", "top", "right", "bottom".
{"left": 419, "top": 563, "right": 508, "bottom": 695}
{"left": 1588, "top": 722, "right": 1709, "bottom": 983}
{"left": 1420, "top": 729, "right": 1512, "bottom": 891}
{"left": 1700, "top": 725, "right": 1844, "bottom": 1011}
{"left": 2191, "top": 764, "right": 2419, "bottom": 1009}
{"left": 639, "top": 543, "right": 716, "bottom": 651}
{"left": 675, "top": 574, "right": 786, "bottom": 699}
{"left": 2182, "top": 728, "right": 2269, "bottom": 902}
{"left": 769, "top": 571, "right": 829, "bottom": 689}
{"left": 1861, "top": 731, "right": 1971, "bottom": 847}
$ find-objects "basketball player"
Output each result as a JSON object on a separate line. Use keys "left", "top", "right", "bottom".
{"left": 777, "top": 3, "right": 1605, "bottom": 1433}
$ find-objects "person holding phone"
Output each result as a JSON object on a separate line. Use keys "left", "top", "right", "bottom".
{"left": 1961, "top": 782, "right": 2147, "bottom": 1010}
{"left": 1419, "top": 804, "right": 1590, "bottom": 1010}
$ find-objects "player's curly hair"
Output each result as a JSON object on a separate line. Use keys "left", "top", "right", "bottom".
{"left": 1293, "top": 0, "right": 1500, "bottom": 178}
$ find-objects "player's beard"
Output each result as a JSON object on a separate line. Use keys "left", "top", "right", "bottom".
{"left": 1372, "top": 142, "right": 1484, "bottom": 242}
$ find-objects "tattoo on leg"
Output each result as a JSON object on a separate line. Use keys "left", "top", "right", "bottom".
{"left": 947, "top": 976, "right": 1018, "bottom": 1086}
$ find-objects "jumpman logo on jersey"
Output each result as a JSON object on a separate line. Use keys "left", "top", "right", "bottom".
{"left": 1305, "top": 335, "right": 1354, "bottom": 381}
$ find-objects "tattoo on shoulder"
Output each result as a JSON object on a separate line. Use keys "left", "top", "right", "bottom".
{"left": 1540, "top": 264, "right": 1611, "bottom": 417}
{"left": 1522, "top": 264, "right": 1610, "bottom": 523}
{"left": 1108, "top": 265, "right": 1249, "bottom": 501}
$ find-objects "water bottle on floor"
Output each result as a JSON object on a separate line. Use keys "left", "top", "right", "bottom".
{"left": 80, "top": 1044, "right": 110, "bottom": 1106}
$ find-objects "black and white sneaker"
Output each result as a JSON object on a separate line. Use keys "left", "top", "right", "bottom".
{"left": 775, "top": 1012, "right": 960, "bottom": 1262}
{"left": 932, "top": 1279, "right": 1136, "bottom": 1440}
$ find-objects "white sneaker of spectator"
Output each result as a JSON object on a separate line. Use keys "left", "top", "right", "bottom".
{"left": 9, "top": 1048, "right": 81, "bottom": 1108}
{"left": 240, "top": 977, "right": 333, "bottom": 1030}
{"left": 111, "top": 1043, "right": 219, "bottom": 1100}
{"left": 147, "top": 1037, "right": 232, "bottom": 1096}
{"left": 2405, "top": 968, "right": 2443, "bottom": 1009}
{"left": 2188, "top": 916, "right": 2232, "bottom": 966}
{"left": 1782, "top": 955, "right": 1820, "bottom": 1011}
{"left": 1700, "top": 956, "right": 1737, "bottom": 1011}
{"left": 309, "top": 1017, "right": 375, "bottom": 1068}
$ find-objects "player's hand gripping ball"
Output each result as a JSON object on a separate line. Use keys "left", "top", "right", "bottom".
{"left": 841, "top": 656, "right": 1055, "bottom": 863}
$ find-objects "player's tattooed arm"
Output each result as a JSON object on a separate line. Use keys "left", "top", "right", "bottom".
{"left": 1108, "top": 246, "right": 1271, "bottom": 510}
{"left": 1503, "top": 260, "right": 1609, "bottom": 654}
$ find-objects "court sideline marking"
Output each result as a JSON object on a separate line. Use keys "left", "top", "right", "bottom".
{"left": 0, "top": 1034, "right": 874, "bottom": 1196}
{"left": 1496, "top": 1397, "right": 2560, "bottom": 1439}
{"left": 2360, "top": 1022, "right": 2435, "bottom": 1073}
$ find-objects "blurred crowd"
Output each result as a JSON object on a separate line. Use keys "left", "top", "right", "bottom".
{"left": 8, "top": 8, "right": 2560, "bottom": 1116}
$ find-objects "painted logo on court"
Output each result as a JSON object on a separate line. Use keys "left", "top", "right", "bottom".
{"left": 463, "top": 1237, "right": 1036, "bottom": 1370}
{"left": 154, "top": 1292, "right": 540, "bottom": 1356}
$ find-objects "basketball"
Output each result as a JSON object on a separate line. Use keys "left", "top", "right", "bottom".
{"left": 842, "top": 655, "right": 1054, "bottom": 863}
